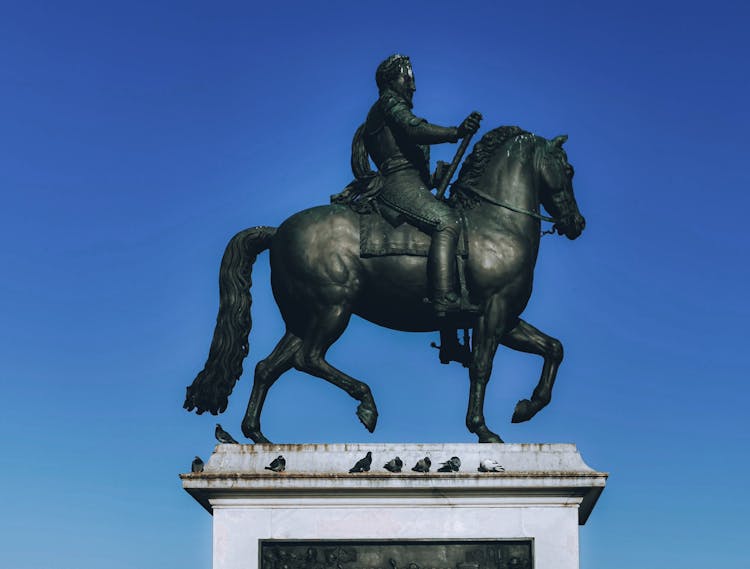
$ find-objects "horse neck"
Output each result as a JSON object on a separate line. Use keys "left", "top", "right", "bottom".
{"left": 478, "top": 144, "right": 542, "bottom": 238}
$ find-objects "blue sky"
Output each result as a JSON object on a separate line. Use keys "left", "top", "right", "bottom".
{"left": 1, "top": 1, "right": 748, "bottom": 568}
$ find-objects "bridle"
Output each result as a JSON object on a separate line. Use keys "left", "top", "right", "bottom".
{"left": 450, "top": 182, "right": 564, "bottom": 237}
{"left": 453, "top": 182, "right": 557, "bottom": 223}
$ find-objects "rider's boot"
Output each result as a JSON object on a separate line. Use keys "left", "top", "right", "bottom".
{"left": 430, "top": 220, "right": 461, "bottom": 318}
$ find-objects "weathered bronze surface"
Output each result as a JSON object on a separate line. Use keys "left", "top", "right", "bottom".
{"left": 184, "top": 55, "right": 586, "bottom": 444}
{"left": 260, "top": 540, "right": 532, "bottom": 569}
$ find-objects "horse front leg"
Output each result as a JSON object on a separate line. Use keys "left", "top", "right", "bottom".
{"left": 500, "top": 319, "right": 563, "bottom": 423}
{"left": 466, "top": 295, "right": 506, "bottom": 443}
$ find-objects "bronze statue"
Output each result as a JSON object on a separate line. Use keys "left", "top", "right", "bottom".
{"left": 184, "top": 56, "right": 586, "bottom": 443}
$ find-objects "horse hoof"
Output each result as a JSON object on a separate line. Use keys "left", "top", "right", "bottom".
{"left": 252, "top": 432, "right": 273, "bottom": 444}
{"left": 512, "top": 399, "right": 536, "bottom": 423}
{"left": 356, "top": 402, "right": 378, "bottom": 433}
{"left": 243, "top": 425, "right": 272, "bottom": 444}
{"left": 472, "top": 425, "right": 504, "bottom": 443}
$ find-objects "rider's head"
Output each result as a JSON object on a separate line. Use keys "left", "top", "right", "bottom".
{"left": 376, "top": 54, "right": 416, "bottom": 103}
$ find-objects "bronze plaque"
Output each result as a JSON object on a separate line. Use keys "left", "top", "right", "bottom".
{"left": 260, "top": 540, "right": 532, "bottom": 569}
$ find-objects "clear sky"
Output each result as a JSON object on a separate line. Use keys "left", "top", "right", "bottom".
{"left": 1, "top": 1, "right": 748, "bottom": 568}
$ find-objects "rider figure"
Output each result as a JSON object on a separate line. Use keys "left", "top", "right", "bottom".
{"left": 355, "top": 54, "right": 481, "bottom": 316}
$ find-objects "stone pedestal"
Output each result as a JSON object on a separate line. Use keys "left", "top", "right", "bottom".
{"left": 181, "top": 444, "right": 606, "bottom": 569}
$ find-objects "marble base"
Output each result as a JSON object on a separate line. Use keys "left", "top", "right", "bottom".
{"left": 181, "top": 444, "right": 606, "bottom": 569}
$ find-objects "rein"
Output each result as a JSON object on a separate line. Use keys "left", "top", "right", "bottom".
{"left": 452, "top": 183, "right": 558, "bottom": 223}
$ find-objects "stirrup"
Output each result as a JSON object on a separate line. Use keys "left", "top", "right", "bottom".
{"left": 425, "top": 293, "right": 481, "bottom": 317}
{"left": 433, "top": 292, "right": 461, "bottom": 318}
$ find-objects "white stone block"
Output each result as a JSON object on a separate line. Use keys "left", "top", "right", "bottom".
{"left": 182, "top": 444, "right": 606, "bottom": 569}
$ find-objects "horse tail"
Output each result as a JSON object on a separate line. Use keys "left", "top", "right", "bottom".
{"left": 184, "top": 225, "right": 277, "bottom": 415}
{"left": 351, "top": 122, "right": 373, "bottom": 181}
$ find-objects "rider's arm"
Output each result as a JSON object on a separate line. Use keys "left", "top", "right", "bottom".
{"left": 383, "top": 95, "right": 460, "bottom": 144}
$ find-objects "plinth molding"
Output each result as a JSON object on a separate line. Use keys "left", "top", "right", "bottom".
{"left": 182, "top": 443, "right": 607, "bottom": 569}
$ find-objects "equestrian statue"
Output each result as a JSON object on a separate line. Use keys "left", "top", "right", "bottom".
{"left": 184, "top": 54, "right": 586, "bottom": 443}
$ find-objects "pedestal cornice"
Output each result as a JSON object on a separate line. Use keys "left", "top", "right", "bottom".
{"left": 181, "top": 443, "right": 607, "bottom": 524}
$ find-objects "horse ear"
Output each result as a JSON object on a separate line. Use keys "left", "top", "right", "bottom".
{"left": 551, "top": 134, "right": 568, "bottom": 147}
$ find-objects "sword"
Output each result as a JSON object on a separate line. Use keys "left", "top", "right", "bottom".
{"left": 435, "top": 127, "right": 477, "bottom": 201}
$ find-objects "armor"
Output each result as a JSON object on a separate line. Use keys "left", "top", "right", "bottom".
{"left": 361, "top": 54, "right": 479, "bottom": 315}
{"left": 364, "top": 89, "right": 460, "bottom": 231}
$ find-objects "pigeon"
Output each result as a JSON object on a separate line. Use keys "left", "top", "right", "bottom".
{"left": 383, "top": 456, "right": 403, "bottom": 473}
{"left": 437, "top": 456, "right": 461, "bottom": 472}
{"left": 478, "top": 458, "right": 505, "bottom": 472}
{"left": 411, "top": 456, "right": 432, "bottom": 473}
{"left": 215, "top": 423, "right": 239, "bottom": 444}
{"left": 265, "top": 455, "right": 286, "bottom": 472}
{"left": 191, "top": 456, "right": 204, "bottom": 473}
{"left": 349, "top": 451, "right": 372, "bottom": 473}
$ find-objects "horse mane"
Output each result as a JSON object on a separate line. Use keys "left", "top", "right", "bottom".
{"left": 450, "top": 125, "right": 530, "bottom": 208}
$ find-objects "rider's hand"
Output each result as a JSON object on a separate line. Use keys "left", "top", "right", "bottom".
{"left": 457, "top": 111, "right": 482, "bottom": 138}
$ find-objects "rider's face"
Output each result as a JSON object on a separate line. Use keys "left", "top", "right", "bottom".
{"left": 391, "top": 67, "right": 416, "bottom": 103}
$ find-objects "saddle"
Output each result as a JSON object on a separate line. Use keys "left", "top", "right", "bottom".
{"left": 332, "top": 183, "right": 477, "bottom": 324}
{"left": 359, "top": 206, "right": 476, "bottom": 365}
{"left": 359, "top": 205, "right": 468, "bottom": 259}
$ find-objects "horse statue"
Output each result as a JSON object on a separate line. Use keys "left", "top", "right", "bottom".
{"left": 184, "top": 126, "right": 586, "bottom": 443}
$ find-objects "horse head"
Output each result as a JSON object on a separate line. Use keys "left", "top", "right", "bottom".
{"left": 538, "top": 134, "right": 586, "bottom": 239}
{"left": 452, "top": 127, "right": 585, "bottom": 240}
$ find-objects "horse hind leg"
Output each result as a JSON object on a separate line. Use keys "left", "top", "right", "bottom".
{"left": 500, "top": 319, "right": 563, "bottom": 423}
{"left": 293, "top": 305, "right": 379, "bottom": 433}
{"left": 241, "top": 331, "right": 302, "bottom": 443}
